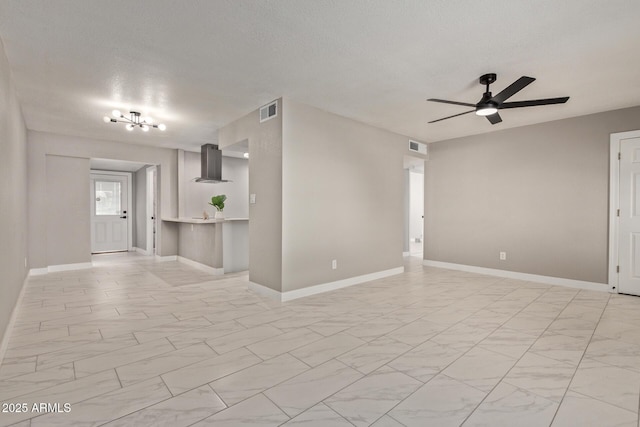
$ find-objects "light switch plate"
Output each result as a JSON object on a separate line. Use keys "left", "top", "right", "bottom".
{"left": 250, "top": 194, "right": 256, "bottom": 204}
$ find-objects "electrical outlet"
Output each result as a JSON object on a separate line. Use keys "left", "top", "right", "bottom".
{"left": 332, "top": 259, "right": 337, "bottom": 269}
{"left": 250, "top": 194, "right": 256, "bottom": 204}
{"left": 499, "top": 251, "right": 507, "bottom": 261}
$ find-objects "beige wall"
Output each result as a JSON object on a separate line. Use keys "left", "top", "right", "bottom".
{"left": 46, "top": 155, "right": 91, "bottom": 265}
{"left": 425, "top": 106, "right": 640, "bottom": 284}
{"left": 219, "top": 98, "right": 415, "bottom": 293}
{"left": 281, "top": 99, "right": 407, "bottom": 292}
{"left": 0, "top": 38, "right": 28, "bottom": 347}
{"left": 177, "top": 223, "right": 222, "bottom": 268}
{"left": 219, "top": 99, "right": 283, "bottom": 291}
{"left": 28, "top": 131, "right": 179, "bottom": 268}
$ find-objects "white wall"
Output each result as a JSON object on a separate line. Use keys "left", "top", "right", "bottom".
{"left": 28, "top": 131, "right": 179, "bottom": 268}
{"left": 0, "top": 37, "right": 28, "bottom": 351}
{"left": 181, "top": 151, "right": 249, "bottom": 219}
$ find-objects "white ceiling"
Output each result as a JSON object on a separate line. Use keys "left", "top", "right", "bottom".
{"left": 0, "top": 0, "right": 639, "bottom": 151}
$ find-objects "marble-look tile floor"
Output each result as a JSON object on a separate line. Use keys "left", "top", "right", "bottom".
{"left": 1, "top": 253, "right": 640, "bottom": 426}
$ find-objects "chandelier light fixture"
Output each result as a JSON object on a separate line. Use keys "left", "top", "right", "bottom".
{"left": 103, "top": 110, "right": 166, "bottom": 132}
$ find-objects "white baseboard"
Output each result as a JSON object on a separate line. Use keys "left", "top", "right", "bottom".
{"left": 29, "top": 267, "right": 49, "bottom": 276}
{"left": 30, "top": 262, "right": 93, "bottom": 276}
{"left": 248, "top": 281, "right": 282, "bottom": 300}
{"left": 249, "top": 266, "right": 405, "bottom": 302}
{"left": 47, "top": 262, "right": 93, "bottom": 273}
{"left": 155, "top": 255, "right": 178, "bottom": 262}
{"left": 134, "top": 247, "right": 151, "bottom": 256}
{"left": 177, "top": 256, "right": 224, "bottom": 275}
{"left": 0, "top": 273, "right": 29, "bottom": 366}
{"left": 423, "top": 260, "right": 607, "bottom": 292}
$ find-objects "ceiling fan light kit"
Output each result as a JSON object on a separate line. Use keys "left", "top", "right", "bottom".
{"left": 103, "top": 110, "right": 166, "bottom": 132}
{"left": 428, "top": 73, "right": 569, "bottom": 125}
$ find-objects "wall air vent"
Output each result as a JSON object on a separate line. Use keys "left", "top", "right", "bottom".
{"left": 259, "top": 100, "right": 278, "bottom": 123}
{"left": 408, "top": 140, "right": 427, "bottom": 155}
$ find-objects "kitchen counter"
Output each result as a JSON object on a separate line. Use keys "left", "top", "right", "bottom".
{"left": 162, "top": 217, "right": 249, "bottom": 224}
{"left": 162, "top": 218, "right": 249, "bottom": 274}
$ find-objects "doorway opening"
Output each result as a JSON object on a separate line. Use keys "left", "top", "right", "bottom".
{"left": 404, "top": 155, "right": 425, "bottom": 258}
{"left": 89, "top": 158, "right": 158, "bottom": 256}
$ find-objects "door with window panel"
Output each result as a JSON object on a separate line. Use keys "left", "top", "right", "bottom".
{"left": 90, "top": 174, "right": 129, "bottom": 253}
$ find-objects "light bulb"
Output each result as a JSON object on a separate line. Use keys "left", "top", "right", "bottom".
{"left": 103, "top": 116, "right": 111, "bottom": 123}
{"left": 126, "top": 124, "right": 134, "bottom": 131}
{"left": 475, "top": 106, "right": 498, "bottom": 116}
{"left": 243, "top": 152, "right": 249, "bottom": 158}
{"left": 157, "top": 123, "right": 166, "bottom": 131}
{"left": 141, "top": 124, "right": 149, "bottom": 132}
{"left": 112, "top": 109, "right": 122, "bottom": 118}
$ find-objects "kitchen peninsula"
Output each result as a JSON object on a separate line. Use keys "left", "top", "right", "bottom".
{"left": 162, "top": 217, "right": 249, "bottom": 274}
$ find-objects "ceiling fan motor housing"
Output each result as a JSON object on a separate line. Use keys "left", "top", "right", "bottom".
{"left": 479, "top": 73, "right": 497, "bottom": 86}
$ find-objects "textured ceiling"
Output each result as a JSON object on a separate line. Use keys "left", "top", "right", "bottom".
{"left": 0, "top": 0, "right": 639, "bottom": 150}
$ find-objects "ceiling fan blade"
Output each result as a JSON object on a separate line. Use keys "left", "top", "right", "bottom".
{"left": 486, "top": 112, "right": 502, "bottom": 125}
{"left": 427, "top": 98, "right": 476, "bottom": 107}
{"left": 491, "top": 76, "right": 535, "bottom": 104}
{"left": 428, "top": 110, "right": 475, "bottom": 124}
{"left": 500, "top": 97, "right": 570, "bottom": 109}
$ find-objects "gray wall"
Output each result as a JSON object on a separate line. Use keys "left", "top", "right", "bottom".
{"left": 219, "top": 99, "right": 283, "bottom": 292}
{"left": 134, "top": 166, "right": 147, "bottom": 250}
{"left": 0, "top": 38, "right": 28, "bottom": 347}
{"left": 281, "top": 99, "right": 407, "bottom": 292}
{"left": 28, "top": 131, "right": 179, "bottom": 268}
{"left": 177, "top": 223, "right": 222, "bottom": 268}
{"left": 425, "top": 106, "right": 640, "bottom": 284}
{"left": 181, "top": 151, "right": 249, "bottom": 219}
{"left": 46, "top": 155, "right": 91, "bottom": 265}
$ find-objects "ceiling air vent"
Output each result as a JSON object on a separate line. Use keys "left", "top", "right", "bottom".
{"left": 409, "top": 140, "right": 427, "bottom": 155}
{"left": 259, "top": 100, "right": 278, "bottom": 123}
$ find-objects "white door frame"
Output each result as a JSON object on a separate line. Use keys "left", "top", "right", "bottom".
{"left": 608, "top": 130, "right": 640, "bottom": 293}
{"left": 146, "top": 166, "right": 157, "bottom": 256}
{"left": 90, "top": 170, "right": 133, "bottom": 252}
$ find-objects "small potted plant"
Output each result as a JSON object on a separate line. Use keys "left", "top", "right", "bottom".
{"left": 209, "top": 194, "right": 227, "bottom": 219}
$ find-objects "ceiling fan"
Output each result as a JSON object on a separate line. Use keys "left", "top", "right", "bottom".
{"left": 427, "top": 73, "right": 569, "bottom": 125}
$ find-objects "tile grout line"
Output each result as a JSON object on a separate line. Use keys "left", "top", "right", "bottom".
{"left": 458, "top": 290, "right": 582, "bottom": 425}
{"left": 382, "top": 282, "right": 578, "bottom": 426}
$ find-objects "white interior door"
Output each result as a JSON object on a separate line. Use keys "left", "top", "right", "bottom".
{"left": 91, "top": 174, "right": 129, "bottom": 253}
{"left": 618, "top": 136, "right": 640, "bottom": 295}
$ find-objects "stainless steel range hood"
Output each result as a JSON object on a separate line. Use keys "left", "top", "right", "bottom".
{"left": 195, "top": 144, "right": 230, "bottom": 183}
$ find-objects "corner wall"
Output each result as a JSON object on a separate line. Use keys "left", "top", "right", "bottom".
{"left": 218, "top": 99, "right": 283, "bottom": 292}
{"left": 425, "top": 106, "right": 640, "bottom": 284}
{"left": 0, "top": 38, "right": 28, "bottom": 350}
{"left": 281, "top": 99, "right": 407, "bottom": 292}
